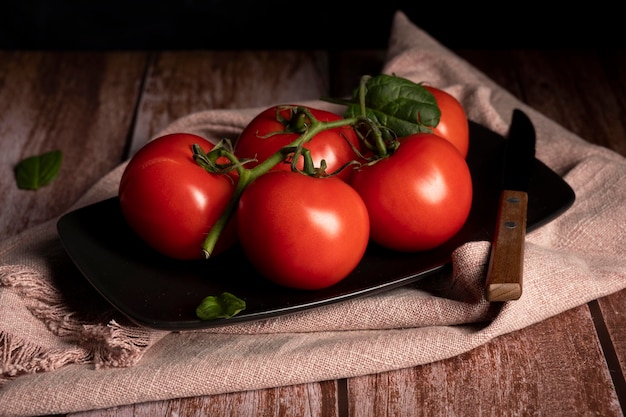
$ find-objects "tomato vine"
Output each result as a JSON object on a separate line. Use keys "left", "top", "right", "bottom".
{"left": 193, "top": 74, "right": 447, "bottom": 258}
{"left": 119, "top": 74, "right": 471, "bottom": 319}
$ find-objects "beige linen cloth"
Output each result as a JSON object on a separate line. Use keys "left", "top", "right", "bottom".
{"left": 2, "top": 11, "right": 626, "bottom": 416}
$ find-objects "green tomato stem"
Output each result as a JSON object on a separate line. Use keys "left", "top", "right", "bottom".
{"left": 355, "top": 75, "right": 389, "bottom": 157}
{"left": 200, "top": 108, "right": 360, "bottom": 258}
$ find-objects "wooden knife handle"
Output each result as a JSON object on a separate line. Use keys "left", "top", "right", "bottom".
{"left": 485, "top": 189, "right": 528, "bottom": 301}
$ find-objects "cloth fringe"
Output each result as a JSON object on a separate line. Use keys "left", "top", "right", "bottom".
{"left": 0, "top": 330, "right": 89, "bottom": 386}
{"left": 0, "top": 265, "right": 167, "bottom": 380}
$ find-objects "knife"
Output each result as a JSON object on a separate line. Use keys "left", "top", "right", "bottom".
{"left": 485, "top": 109, "right": 536, "bottom": 301}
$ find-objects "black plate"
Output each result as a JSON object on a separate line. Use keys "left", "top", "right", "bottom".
{"left": 57, "top": 122, "right": 575, "bottom": 330}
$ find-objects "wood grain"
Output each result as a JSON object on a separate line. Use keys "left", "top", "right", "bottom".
{"left": 456, "top": 49, "right": 626, "bottom": 158}
{"left": 485, "top": 190, "right": 527, "bottom": 301}
{"left": 605, "top": 299, "right": 626, "bottom": 365}
{"left": 348, "top": 306, "right": 623, "bottom": 417}
{"left": 128, "top": 50, "right": 330, "bottom": 157}
{"left": 70, "top": 380, "right": 340, "bottom": 417}
{"left": 0, "top": 51, "right": 147, "bottom": 239}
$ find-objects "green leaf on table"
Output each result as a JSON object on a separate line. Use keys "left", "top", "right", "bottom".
{"left": 14, "top": 150, "right": 63, "bottom": 190}
{"left": 196, "top": 292, "right": 246, "bottom": 320}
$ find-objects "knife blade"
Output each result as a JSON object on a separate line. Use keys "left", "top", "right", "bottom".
{"left": 485, "top": 109, "right": 536, "bottom": 301}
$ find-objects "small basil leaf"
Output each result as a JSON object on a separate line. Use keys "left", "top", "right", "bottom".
{"left": 196, "top": 292, "right": 246, "bottom": 320}
{"left": 343, "top": 74, "right": 441, "bottom": 138}
{"left": 15, "top": 150, "right": 63, "bottom": 190}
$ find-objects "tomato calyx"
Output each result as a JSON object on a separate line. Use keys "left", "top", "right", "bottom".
{"left": 192, "top": 139, "right": 247, "bottom": 177}
{"left": 270, "top": 105, "right": 314, "bottom": 135}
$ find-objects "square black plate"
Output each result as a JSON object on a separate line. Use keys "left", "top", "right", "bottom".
{"left": 57, "top": 121, "right": 575, "bottom": 330}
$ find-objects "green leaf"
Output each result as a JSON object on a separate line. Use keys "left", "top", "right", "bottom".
{"left": 14, "top": 150, "right": 63, "bottom": 190}
{"left": 196, "top": 292, "right": 246, "bottom": 320}
{"left": 342, "top": 74, "right": 441, "bottom": 139}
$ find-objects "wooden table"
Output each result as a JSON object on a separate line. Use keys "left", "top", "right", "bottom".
{"left": 2, "top": 48, "right": 625, "bottom": 416}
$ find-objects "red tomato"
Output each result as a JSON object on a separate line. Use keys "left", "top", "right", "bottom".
{"left": 118, "top": 133, "right": 236, "bottom": 260}
{"left": 237, "top": 171, "right": 370, "bottom": 290}
{"left": 350, "top": 133, "right": 472, "bottom": 252}
{"left": 423, "top": 86, "right": 469, "bottom": 158}
{"left": 234, "top": 105, "right": 360, "bottom": 181}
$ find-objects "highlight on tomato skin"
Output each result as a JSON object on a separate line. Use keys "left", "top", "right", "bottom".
{"left": 118, "top": 133, "right": 237, "bottom": 260}
{"left": 236, "top": 170, "right": 370, "bottom": 290}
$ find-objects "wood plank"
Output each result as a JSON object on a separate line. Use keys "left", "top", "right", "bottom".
{"left": 457, "top": 49, "right": 626, "bottom": 158}
{"left": 128, "top": 50, "right": 330, "bottom": 156}
{"left": 347, "top": 306, "right": 623, "bottom": 417}
{"left": 595, "top": 292, "right": 626, "bottom": 394}
{"left": 598, "top": 290, "right": 626, "bottom": 376}
{"left": 71, "top": 380, "right": 340, "bottom": 417}
{"left": 517, "top": 48, "right": 626, "bottom": 157}
{"left": 0, "top": 51, "right": 147, "bottom": 239}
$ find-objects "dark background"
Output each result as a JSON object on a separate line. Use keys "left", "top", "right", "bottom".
{"left": 2, "top": 0, "right": 624, "bottom": 50}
